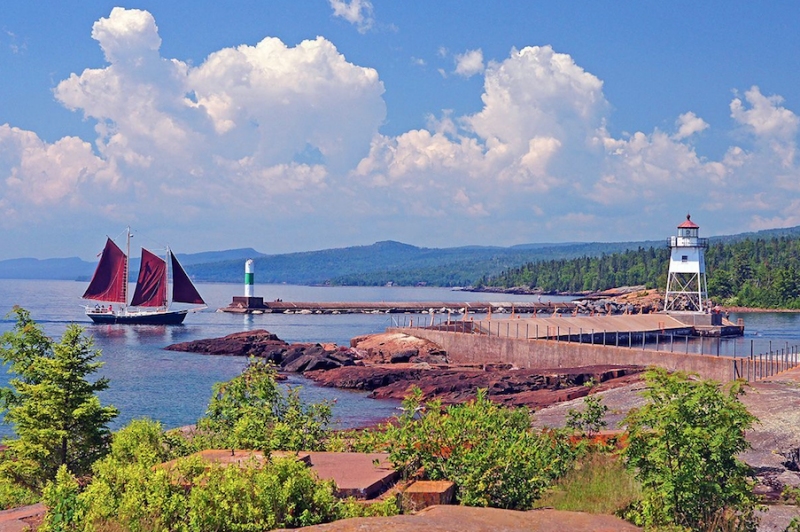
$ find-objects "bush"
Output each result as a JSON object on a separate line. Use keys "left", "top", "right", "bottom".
{"left": 195, "top": 358, "right": 332, "bottom": 453}
{"left": 366, "top": 387, "right": 577, "bottom": 510}
{"left": 623, "top": 368, "right": 759, "bottom": 531}
{"left": 0, "top": 476, "right": 38, "bottom": 510}
{"left": 45, "top": 417, "right": 397, "bottom": 531}
{"left": 565, "top": 387, "right": 608, "bottom": 437}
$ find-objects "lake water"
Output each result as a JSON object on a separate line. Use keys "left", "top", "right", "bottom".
{"left": 0, "top": 279, "right": 574, "bottom": 436}
{"left": 1, "top": 280, "right": 798, "bottom": 437}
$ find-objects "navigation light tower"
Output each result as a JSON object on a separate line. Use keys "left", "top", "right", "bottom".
{"left": 664, "top": 214, "right": 709, "bottom": 312}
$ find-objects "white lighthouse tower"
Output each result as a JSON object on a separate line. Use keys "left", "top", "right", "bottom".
{"left": 664, "top": 214, "right": 709, "bottom": 312}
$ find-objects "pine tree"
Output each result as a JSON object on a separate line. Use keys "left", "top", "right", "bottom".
{"left": 0, "top": 308, "right": 118, "bottom": 490}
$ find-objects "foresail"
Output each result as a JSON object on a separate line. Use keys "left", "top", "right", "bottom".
{"left": 171, "top": 253, "right": 205, "bottom": 305}
{"left": 130, "top": 248, "right": 167, "bottom": 307}
{"left": 82, "top": 238, "right": 127, "bottom": 302}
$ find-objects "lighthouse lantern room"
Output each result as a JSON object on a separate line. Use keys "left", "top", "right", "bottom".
{"left": 664, "top": 214, "right": 709, "bottom": 312}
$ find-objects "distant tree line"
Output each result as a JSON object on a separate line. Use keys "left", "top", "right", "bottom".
{"left": 478, "top": 236, "right": 800, "bottom": 309}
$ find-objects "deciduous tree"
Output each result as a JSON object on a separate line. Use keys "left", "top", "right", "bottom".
{"left": 623, "top": 368, "right": 758, "bottom": 531}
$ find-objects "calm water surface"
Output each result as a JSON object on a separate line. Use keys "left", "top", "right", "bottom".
{"left": 0, "top": 280, "right": 575, "bottom": 436}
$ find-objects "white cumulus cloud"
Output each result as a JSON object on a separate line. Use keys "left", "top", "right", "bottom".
{"left": 673, "top": 112, "right": 709, "bottom": 140}
{"left": 2, "top": 8, "right": 800, "bottom": 254}
{"left": 731, "top": 86, "right": 799, "bottom": 140}
{"left": 454, "top": 49, "right": 484, "bottom": 78}
{"left": 329, "top": 0, "right": 374, "bottom": 33}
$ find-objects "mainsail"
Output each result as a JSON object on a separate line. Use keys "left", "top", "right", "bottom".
{"left": 171, "top": 253, "right": 205, "bottom": 305}
{"left": 129, "top": 248, "right": 167, "bottom": 307}
{"left": 82, "top": 238, "right": 127, "bottom": 302}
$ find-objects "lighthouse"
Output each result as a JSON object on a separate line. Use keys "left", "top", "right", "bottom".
{"left": 664, "top": 214, "right": 709, "bottom": 312}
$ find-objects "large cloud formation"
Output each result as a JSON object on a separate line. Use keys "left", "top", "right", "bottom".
{"left": 1, "top": 7, "right": 799, "bottom": 254}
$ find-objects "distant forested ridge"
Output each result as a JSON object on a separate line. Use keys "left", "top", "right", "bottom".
{"left": 478, "top": 235, "right": 800, "bottom": 309}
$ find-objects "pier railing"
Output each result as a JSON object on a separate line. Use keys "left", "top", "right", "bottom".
{"left": 394, "top": 314, "right": 800, "bottom": 382}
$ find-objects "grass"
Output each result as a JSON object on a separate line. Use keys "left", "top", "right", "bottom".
{"left": 535, "top": 451, "right": 640, "bottom": 515}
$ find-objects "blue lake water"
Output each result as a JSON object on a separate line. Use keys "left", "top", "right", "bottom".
{"left": 1, "top": 280, "right": 798, "bottom": 437}
{"left": 0, "top": 280, "right": 574, "bottom": 436}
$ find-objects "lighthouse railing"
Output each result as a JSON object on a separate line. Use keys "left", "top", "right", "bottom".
{"left": 667, "top": 236, "right": 708, "bottom": 248}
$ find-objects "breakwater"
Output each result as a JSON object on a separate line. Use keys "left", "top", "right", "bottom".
{"left": 219, "top": 298, "right": 576, "bottom": 315}
{"left": 392, "top": 317, "right": 796, "bottom": 383}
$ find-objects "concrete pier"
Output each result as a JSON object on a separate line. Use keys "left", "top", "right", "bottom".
{"left": 423, "top": 313, "right": 743, "bottom": 340}
{"left": 218, "top": 299, "right": 577, "bottom": 315}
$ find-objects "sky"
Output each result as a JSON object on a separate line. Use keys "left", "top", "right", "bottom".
{"left": 2, "top": 1, "right": 800, "bottom": 260}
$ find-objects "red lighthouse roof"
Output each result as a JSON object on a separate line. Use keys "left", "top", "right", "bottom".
{"left": 677, "top": 214, "right": 699, "bottom": 229}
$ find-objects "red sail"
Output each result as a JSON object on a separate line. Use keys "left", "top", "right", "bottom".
{"left": 82, "top": 238, "right": 127, "bottom": 302}
{"left": 171, "top": 253, "right": 205, "bottom": 305}
{"left": 130, "top": 249, "right": 167, "bottom": 307}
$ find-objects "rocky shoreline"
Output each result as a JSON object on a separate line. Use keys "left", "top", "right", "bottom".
{"left": 165, "top": 330, "right": 644, "bottom": 409}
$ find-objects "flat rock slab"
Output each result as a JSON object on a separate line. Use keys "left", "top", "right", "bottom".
{"left": 0, "top": 503, "right": 45, "bottom": 531}
{"left": 306, "top": 452, "right": 398, "bottom": 499}
{"left": 273, "top": 505, "right": 641, "bottom": 531}
{"left": 404, "top": 480, "right": 456, "bottom": 509}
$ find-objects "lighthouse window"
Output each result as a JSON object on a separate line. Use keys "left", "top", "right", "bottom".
{"left": 681, "top": 255, "right": 688, "bottom": 262}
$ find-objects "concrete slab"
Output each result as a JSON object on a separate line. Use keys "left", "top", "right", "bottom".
{"left": 473, "top": 314, "right": 692, "bottom": 339}
{"left": 306, "top": 452, "right": 398, "bottom": 499}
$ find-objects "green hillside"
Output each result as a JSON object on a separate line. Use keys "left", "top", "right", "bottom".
{"left": 185, "top": 240, "right": 658, "bottom": 286}
{"left": 480, "top": 234, "right": 800, "bottom": 308}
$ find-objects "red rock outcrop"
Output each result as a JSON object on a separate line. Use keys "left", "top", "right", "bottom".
{"left": 165, "top": 329, "right": 289, "bottom": 360}
{"left": 306, "top": 364, "right": 644, "bottom": 409}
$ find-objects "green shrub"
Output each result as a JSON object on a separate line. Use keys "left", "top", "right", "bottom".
{"left": 0, "top": 476, "right": 38, "bottom": 510}
{"left": 40, "top": 465, "right": 82, "bottom": 532}
{"left": 366, "top": 387, "right": 577, "bottom": 510}
{"left": 195, "top": 358, "right": 332, "bottom": 453}
{"left": 623, "top": 368, "right": 759, "bottom": 531}
{"left": 565, "top": 387, "right": 608, "bottom": 437}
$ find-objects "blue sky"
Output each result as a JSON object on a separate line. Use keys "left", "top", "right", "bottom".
{"left": 2, "top": 1, "right": 800, "bottom": 260}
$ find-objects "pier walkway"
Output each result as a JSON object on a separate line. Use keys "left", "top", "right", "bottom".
{"left": 430, "top": 314, "right": 694, "bottom": 341}
{"left": 219, "top": 299, "right": 576, "bottom": 315}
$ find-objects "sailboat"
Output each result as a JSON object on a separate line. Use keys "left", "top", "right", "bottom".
{"left": 82, "top": 228, "right": 206, "bottom": 324}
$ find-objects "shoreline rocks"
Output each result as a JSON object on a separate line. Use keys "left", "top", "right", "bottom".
{"left": 165, "top": 330, "right": 645, "bottom": 409}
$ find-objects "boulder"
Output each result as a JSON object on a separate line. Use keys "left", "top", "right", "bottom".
{"left": 165, "top": 330, "right": 288, "bottom": 361}
{"left": 350, "top": 333, "right": 447, "bottom": 364}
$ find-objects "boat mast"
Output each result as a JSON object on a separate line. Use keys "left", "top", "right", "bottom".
{"left": 124, "top": 226, "right": 131, "bottom": 311}
{"left": 166, "top": 245, "right": 172, "bottom": 309}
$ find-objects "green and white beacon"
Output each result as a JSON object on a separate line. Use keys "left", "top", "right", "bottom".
{"left": 245, "top": 259, "right": 255, "bottom": 298}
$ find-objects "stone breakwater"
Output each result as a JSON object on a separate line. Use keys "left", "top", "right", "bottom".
{"left": 165, "top": 330, "right": 644, "bottom": 408}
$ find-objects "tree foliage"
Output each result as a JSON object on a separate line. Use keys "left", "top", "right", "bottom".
{"left": 195, "top": 358, "right": 332, "bottom": 453}
{"left": 0, "top": 308, "right": 118, "bottom": 489}
{"left": 566, "top": 390, "right": 608, "bottom": 437}
{"left": 358, "top": 387, "right": 577, "bottom": 510}
{"left": 41, "top": 418, "right": 398, "bottom": 531}
{"left": 481, "top": 235, "right": 800, "bottom": 308}
{"left": 622, "top": 368, "right": 759, "bottom": 531}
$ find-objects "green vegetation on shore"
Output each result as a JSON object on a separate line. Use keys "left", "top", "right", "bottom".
{"left": 480, "top": 235, "right": 800, "bottom": 309}
{"left": 0, "top": 312, "right": 765, "bottom": 530}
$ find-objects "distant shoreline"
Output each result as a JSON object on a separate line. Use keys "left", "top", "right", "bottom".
{"left": 721, "top": 306, "right": 800, "bottom": 313}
